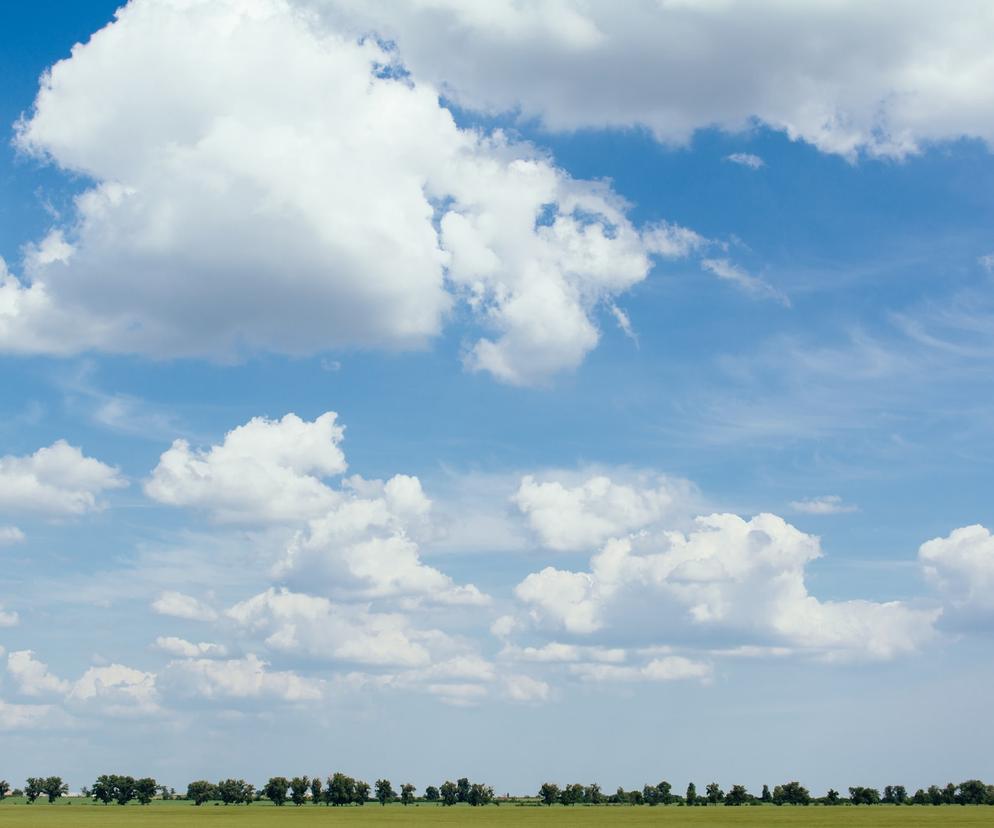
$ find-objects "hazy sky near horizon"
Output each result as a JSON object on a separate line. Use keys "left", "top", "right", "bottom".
{"left": 1, "top": 0, "right": 994, "bottom": 794}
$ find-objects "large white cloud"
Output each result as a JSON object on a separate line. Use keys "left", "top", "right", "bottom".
{"left": 0, "top": 440, "right": 125, "bottom": 517}
{"left": 162, "top": 653, "right": 322, "bottom": 702}
{"left": 145, "top": 412, "right": 347, "bottom": 522}
{"left": 6, "top": 651, "right": 71, "bottom": 697}
{"left": 919, "top": 524, "right": 994, "bottom": 615}
{"left": 3, "top": 0, "right": 705, "bottom": 385}
{"left": 317, "top": 0, "right": 994, "bottom": 159}
{"left": 514, "top": 512, "right": 939, "bottom": 661}
{"left": 67, "top": 664, "right": 159, "bottom": 716}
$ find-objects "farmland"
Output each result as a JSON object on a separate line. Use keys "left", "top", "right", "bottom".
{"left": 1, "top": 800, "right": 992, "bottom": 826}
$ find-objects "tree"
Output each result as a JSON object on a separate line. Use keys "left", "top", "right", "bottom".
{"left": 457, "top": 778, "right": 470, "bottom": 803}
{"left": 400, "top": 784, "right": 416, "bottom": 806}
{"left": 135, "top": 778, "right": 157, "bottom": 805}
{"left": 309, "top": 777, "right": 322, "bottom": 805}
{"left": 217, "top": 779, "right": 251, "bottom": 805}
{"left": 584, "top": 783, "right": 604, "bottom": 804}
{"left": 264, "top": 777, "right": 289, "bottom": 806}
{"left": 0, "top": 780, "right": 9, "bottom": 800}
{"left": 705, "top": 782, "right": 724, "bottom": 805}
{"left": 560, "top": 783, "right": 583, "bottom": 806}
{"left": 539, "top": 782, "right": 560, "bottom": 806}
{"left": 849, "top": 786, "right": 881, "bottom": 806}
{"left": 289, "top": 776, "right": 309, "bottom": 806}
{"left": 375, "top": 779, "right": 395, "bottom": 806}
{"left": 326, "top": 773, "right": 355, "bottom": 806}
{"left": 942, "top": 783, "right": 957, "bottom": 805}
{"left": 25, "top": 778, "right": 44, "bottom": 804}
{"left": 424, "top": 785, "right": 440, "bottom": 802}
{"left": 440, "top": 781, "right": 459, "bottom": 806}
{"left": 825, "top": 789, "right": 842, "bottom": 805}
{"left": 726, "top": 785, "right": 750, "bottom": 806}
{"left": 761, "top": 784, "right": 771, "bottom": 802}
{"left": 468, "top": 783, "right": 494, "bottom": 806}
{"left": 354, "top": 780, "right": 370, "bottom": 805}
{"left": 773, "top": 782, "right": 810, "bottom": 806}
{"left": 957, "top": 780, "right": 988, "bottom": 805}
{"left": 187, "top": 781, "right": 215, "bottom": 806}
{"left": 43, "top": 776, "right": 68, "bottom": 804}
{"left": 686, "top": 782, "right": 697, "bottom": 806}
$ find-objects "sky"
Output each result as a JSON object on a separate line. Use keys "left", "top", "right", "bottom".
{"left": 1, "top": 0, "right": 994, "bottom": 796}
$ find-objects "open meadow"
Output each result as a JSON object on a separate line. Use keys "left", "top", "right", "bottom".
{"left": 1, "top": 801, "right": 993, "bottom": 827}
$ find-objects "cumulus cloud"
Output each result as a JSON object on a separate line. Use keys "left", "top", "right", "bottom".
{"left": 514, "top": 512, "right": 939, "bottom": 661}
{"left": 0, "top": 699, "right": 59, "bottom": 730}
{"left": 502, "top": 674, "right": 551, "bottom": 703}
{"left": 6, "top": 650, "right": 71, "bottom": 697}
{"left": 317, "top": 0, "right": 994, "bottom": 159}
{"left": 153, "top": 637, "right": 227, "bottom": 659}
{"left": 513, "top": 471, "right": 698, "bottom": 552}
{"left": 68, "top": 664, "right": 159, "bottom": 716}
{"left": 790, "top": 495, "right": 859, "bottom": 515}
{"left": 0, "top": 526, "right": 25, "bottom": 546}
{"left": 3, "top": 0, "right": 710, "bottom": 385}
{"left": 0, "top": 440, "right": 125, "bottom": 516}
{"left": 725, "top": 153, "right": 765, "bottom": 169}
{"left": 145, "top": 412, "right": 347, "bottom": 522}
{"left": 919, "top": 525, "right": 994, "bottom": 615}
{"left": 151, "top": 591, "right": 218, "bottom": 622}
{"left": 162, "top": 653, "right": 322, "bottom": 702}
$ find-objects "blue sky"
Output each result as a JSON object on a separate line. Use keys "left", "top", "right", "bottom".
{"left": 1, "top": 0, "right": 993, "bottom": 795}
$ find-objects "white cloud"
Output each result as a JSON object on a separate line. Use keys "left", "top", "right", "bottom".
{"left": 0, "top": 526, "right": 25, "bottom": 545}
{"left": 68, "top": 664, "right": 159, "bottom": 716}
{"left": 725, "top": 153, "right": 765, "bottom": 169}
{"left": 513, "top": 471, "right": 697, "bottom": 552}
{"left": 0, "top": 605, "right": 18, "bottom": 628}
{"left": 0, "top": 699, "right": 59, "bottom": 730}
{"left": 499, "top": 642, "right": 626, "bottom": 664}
{"left": 980, "top": 253, "right": 994, "bottom": 273}
{"left": 514, "top": 513, "right": 939, "bottom": 661}
{"left": 151, "top": 591, "right": 218, "bottom": 622}
{"left": 569, "top": 655, "right": 712, "bottom": 683}
{"left": 163, "top": 653, "right": 322, "bottom": 702}
{"left": 6, "top": 651, "right": 71, "bottom": 697}
{"left": 790, "top": 495, "right": 859, "bottom": 515}
{"left": 0, "top": 440, "right": 125, "bottom": 516}
{"left": 145, "top": 412, "right": 347, "bottom": 523}
{"left": 919, "top": 524, "right": 994, "bottom": 615}
{"left": 153, "top": 637, "right": 227, "bottom": 659}
{"left": 502, "top": 674, "right": 551, "bottom": 703}
{"left": 424, "top": 682, "right": 488, "bottom": 707}
{"left": 317, "top": 0, "right": 994, "bottom": 159}
{"left": 701, "top": 258, "right": 789, "bottom": 305}
{"left": 3, "top": 0, "right": 708, "bottom": 385}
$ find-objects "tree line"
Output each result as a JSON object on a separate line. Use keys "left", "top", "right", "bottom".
{"left": 2, "top": 775, "right": 993, "bottom": 806}
{"left": 536, "top": 779, "right": 994, "bottom": 806}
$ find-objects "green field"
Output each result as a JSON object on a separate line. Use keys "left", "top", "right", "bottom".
{"left": 1, "top": 801, "right": 992, "bottom": 827}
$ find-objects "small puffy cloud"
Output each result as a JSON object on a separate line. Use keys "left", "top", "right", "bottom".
{"left": 790, "top": 495, "right": 858, "bottom": 515}
{"left": 68, "top": 664, "right": 159, "bottom": 716}
{"left": 570, "top": 655, "right": 713, "bottom": 684}
{"left": 514, "top": 513, "right": 939, "bottom": 661}
{"left": 162, "top": 654, "right": 322, "bottom": 702}
{"left": 0, "top": 526, "right": 25, "bottom": 546}
{"left": 513, "top": 471, "right": 697, "bottom": 552}
{"left": 502, "top": 674, "right": 551, "bottom": 703}
{"left": 919, "top": 524, "right": 994, "bottom": 615}
{"left": 153, "top": 637, "right": 227, "bottom": 659}
{"left": 145, "top": 412, "right": 346, "bottom": 523}
{"left": 0, "top": 605, "right": 18, "bottom": 628}
{"left": 151, "top": 591, "right": 218, "bottom": 622}
{"left": 725, "top": 153, "right": 765, "bottom": 169}
{"left": 6, "top": 650, "right": 71, "bottom": 697}
{"left": 0, "top": 440, "right": 125, "bottom": 516}
{"left": 700, "top": 258, "right": 789, "bottom": 305}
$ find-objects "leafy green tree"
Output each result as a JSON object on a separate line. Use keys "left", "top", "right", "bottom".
{"left": 584, "top": 783, "right": 604, "bottom": 804}
{"left": 440, "top": 781, "right": 458, "bottom": 806}
{"left": 468, "top": 783, "right": 494, "bottom": 806}
{"left": 375, "top": 779, "right": 395, "bottom": 805}
{"left": 43, "top": 776, "right": 68, "bottom": 804}
{"left": 457, "top": 778, "right": 470, "bottom": 803}
{"left": 849, "top": 786, "right": 881, "bottom": 805}
{"left": 135, "top": 778, "right": 157, "bottom": 805}
{"left": 216, "top": 779, "right": 251, "bottom": 805}
{"left": 264, "top": 777, "right": 289, "bottom": 806}
{"left": 0, "top": 780, "right": 10, "bottom": 800}
{"left": 958, "top": 780, "right": 988, "bottom": 805}
{"left": 539, "top": 782, "right": 560, "bottom": 806}
{"left": 685, "top": 782, "right": 697, "bottom": 806}
{"left": 726, "top": 785, "right": 750, "bottom": 806}
{"left": 114, "top": 776, "right": 136, "bottom": 806}
{"left": 424, "top": 785, "right": 440, "bottom": 802}
{"left": 627, "top": 789, "right": 644, "bottom": 805}
{"left": 326, "top": 773, "right": 353, "bottom": 806}
{"left": 289, "top": 777, "right": 309, "bottom": 806}
{"left": 773, "top": 782, "right": 810, "bottom": 806}
{"left": 560, "top": 783, "right": 583, "bottom": 805}
{"left": 91, "top": 776, "right": 115, "bottom": 805}
{"left": 400, "top": 784, "right": 416, "bottom": 805}
{"left": 705, "top": 783, "right": 724, "bottom": 805}
{"left": 186, "top": 781, "right": 215, "bottom": 806}
{"left": 942, "top": 783, "right": 957, "bottom": 804}
{"left": 25, "top": 778, "right": 44, "bottom": 804}
{"left": 825, "top": 789, "right": 842, "bottom": 805}
{"left": 354, "top": 780, "right": 370, "bottom": 805}
{"left": 309, "top": 777, "right": 322, "bottom": 804}
{"left": 761, "top": 784, "right": 771, "bottom": 802}
{"left": 911, "top": 788, "right": 928, "bottom": 805}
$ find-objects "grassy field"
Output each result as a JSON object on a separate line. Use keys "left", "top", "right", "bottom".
{"left": 1, "top": 800, "right": 993, "bottom": 826}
